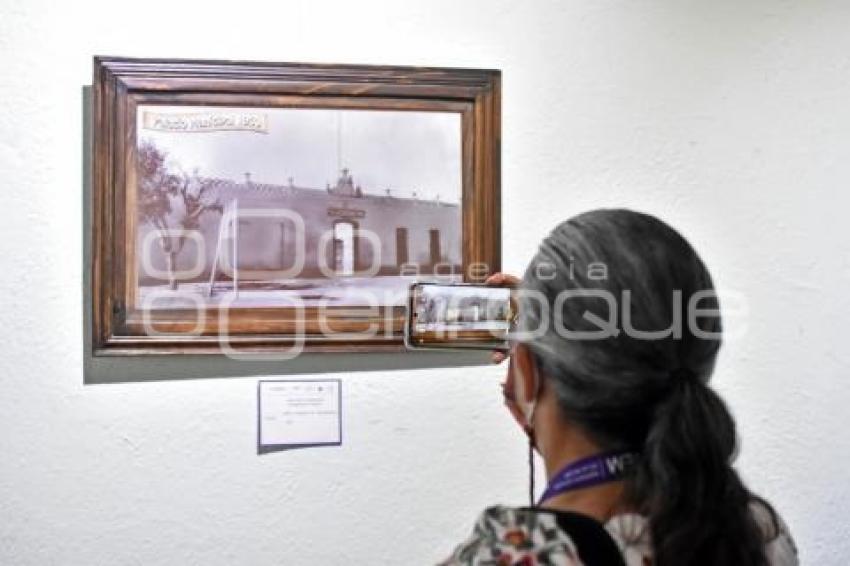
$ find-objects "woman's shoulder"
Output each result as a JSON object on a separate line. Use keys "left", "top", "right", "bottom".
{"left": 438, "top": 504, "right": 649, "bottom": 565}
{"left": 438, "top": 504, "right": 585, "bottom": 565}
{"left": 439, "top": 501, "right": 799, "bottom": 566}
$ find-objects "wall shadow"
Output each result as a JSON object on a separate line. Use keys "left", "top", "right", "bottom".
{"left": 80, "top": 86, "right": 493, "bottom": 384}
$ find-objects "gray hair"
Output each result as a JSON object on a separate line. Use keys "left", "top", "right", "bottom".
{"left": 513, "top": 208, "right": 773, "bottom": 566}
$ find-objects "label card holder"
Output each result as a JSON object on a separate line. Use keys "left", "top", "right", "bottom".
{"left": 258, "top": 379, "right": 342, "bottom": 453}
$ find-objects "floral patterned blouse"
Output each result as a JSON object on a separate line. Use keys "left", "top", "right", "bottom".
{"left": 439, "top": 500, "right": 798, "bottom": 565}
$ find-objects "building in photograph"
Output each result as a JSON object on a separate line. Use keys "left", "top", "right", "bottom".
{"left": 136, "top": 168, "right": 462, "bottom": 287}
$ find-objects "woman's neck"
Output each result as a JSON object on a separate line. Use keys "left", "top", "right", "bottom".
{"left": 537, "top": 439, "right": 636, "bottom": 522}
{"left": 538, "top": 478, "right": 631, "bottom": 522}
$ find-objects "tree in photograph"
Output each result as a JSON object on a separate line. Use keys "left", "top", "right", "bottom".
{"left": 137, "top": 140, "right": 224, "bottom": 290}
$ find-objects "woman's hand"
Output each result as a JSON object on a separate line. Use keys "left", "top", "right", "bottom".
{"left": 484, "top": 272, "right": 521, "bottom": 364}
{"left": 483, "top": 272, "right": 521, "bottom": 287}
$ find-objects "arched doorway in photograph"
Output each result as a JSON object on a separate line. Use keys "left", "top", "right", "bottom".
{"left": 332, "top": 220, "right": 358, "bottom": 276}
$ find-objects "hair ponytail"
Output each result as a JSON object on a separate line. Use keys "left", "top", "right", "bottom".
{"left": 630, "top": 371, "right": 770, "bottom": 566}
{"left": 518, "top": 209, "right": 778, "bottom": 566}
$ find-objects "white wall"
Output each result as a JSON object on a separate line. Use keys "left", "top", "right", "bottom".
{"left": 1, "top": 0, "right": 847, "bottom": 563}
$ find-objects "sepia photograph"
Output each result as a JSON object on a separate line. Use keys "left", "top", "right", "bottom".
{"left": 92, "top": 57, "right": 501, "bottom": 353}
{"left": 136, "top": 105, "right": 463, "bottom": 310}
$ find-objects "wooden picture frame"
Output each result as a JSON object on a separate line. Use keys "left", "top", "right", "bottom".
{"left": 91, "top": 56, "right": 500, "bottom": 356}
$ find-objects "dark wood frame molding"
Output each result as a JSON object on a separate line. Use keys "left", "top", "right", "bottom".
{"left": 91, "top": 56, "right": 501, "bottom": 356}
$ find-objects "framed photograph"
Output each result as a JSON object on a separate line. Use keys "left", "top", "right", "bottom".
{"left": 91, "top": 56, "right": 500, "bottom": 355}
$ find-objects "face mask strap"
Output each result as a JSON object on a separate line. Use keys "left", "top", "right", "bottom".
{"left": 523, "top": 359, "right": 542, "bottom": 506}
{"left": 528, "top": 433, "right": 535, "bottom": 506}
{"left": 506, "top": 343, "right": 542, "bottom": 507}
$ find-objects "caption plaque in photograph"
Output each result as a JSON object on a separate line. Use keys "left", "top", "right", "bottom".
{"left": 91, "top": 56, "right": 501, "bottom": 355}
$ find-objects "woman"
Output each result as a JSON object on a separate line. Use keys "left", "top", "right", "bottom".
{"left": 440, "top": 209, "right": 798, "bottom": 566}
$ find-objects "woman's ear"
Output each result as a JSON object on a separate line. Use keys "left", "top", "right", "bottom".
{"left": 511, "top": 343, "right": 540, "bottom": 408}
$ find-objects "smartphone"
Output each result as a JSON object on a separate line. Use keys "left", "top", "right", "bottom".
{"left": 404, "top": 281, "right": 517, "bottom": 351}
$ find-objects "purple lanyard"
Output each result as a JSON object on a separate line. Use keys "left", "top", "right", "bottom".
{"left": 538, "top": 450, "right": 640, "bottom": 505}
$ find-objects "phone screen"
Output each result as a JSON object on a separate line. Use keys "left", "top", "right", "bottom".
{"left": 404, "top": 282, "right": 516, "bottom": 350}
